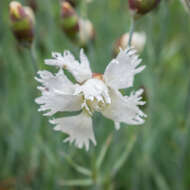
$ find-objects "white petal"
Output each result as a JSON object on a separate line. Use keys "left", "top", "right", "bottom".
{"left": 50, "top": 112, "right": 96, "bottom": 151}
{"left": 35, "top": 69, "right": 75, "bottom": 94}
{"left": 45, "top": 49, "right": 92, "bottom": 83}
{"left": 35, "top": 93, "right": 82, "bottom": 116}
{"left": 101, "top": 89, "right": 146, "bottom": 127}
{"left": 104, "top": 48, "right": 145, "bottom": 90}
{"left": 35, "top": 69, "right": 82, "bottom": 116}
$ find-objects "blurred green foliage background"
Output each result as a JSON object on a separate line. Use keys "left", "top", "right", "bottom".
{"left": 0, "top": 0, "right": 190, "bottom": 189}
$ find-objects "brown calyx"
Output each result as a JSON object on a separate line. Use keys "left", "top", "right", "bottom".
{"left": 92, "top": 73, "right": 103, "bottom": 80}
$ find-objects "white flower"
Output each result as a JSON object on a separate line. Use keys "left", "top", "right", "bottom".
{"left": 35, "top": 48, "right": 146, "bottom": 150}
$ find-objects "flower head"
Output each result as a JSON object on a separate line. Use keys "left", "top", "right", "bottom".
{"left": 35, "top": 48, "right": 146, "bottom": 150}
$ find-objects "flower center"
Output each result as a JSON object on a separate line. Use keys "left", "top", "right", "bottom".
{"left": 74, "top": 77, "right": 111, "bottom": 115}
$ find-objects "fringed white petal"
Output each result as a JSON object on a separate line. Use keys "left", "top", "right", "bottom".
{"left": 104, "top": 48, "right": 145, "bottom": 90}
{"left": 101, "top": 89, "right": 146, "bottom": 129}
{"left": 45, "top": 49, "right": 92, "bottom": 83}
{"left": 35, "top": 69, "right": 75, "bottom": 94}
{"left": 50, "top": 112, "right": 96, "bottom": 151}
{"left": 35, "top": 93, "right": 82, "bottom": 116}
{"left": 35, "top": 69, "right": 82, "bottom": 116}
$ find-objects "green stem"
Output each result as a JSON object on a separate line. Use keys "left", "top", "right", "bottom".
{"left": 30, "top": 43, "right": 38, "bottom": 73}
{"left": 184, "top": 80, "right": 190, "bottom": 123}
{"left": 96, "top": 134, "right": 113, "bottom": 171}
{"left": 128, "top": 17, "right": 135, "bottom": 47}
{"left": 111, "top": 135, "right": 137, "bottom": 178}
{"left": 81, "top": 0, "right": 88, "bottom": 19}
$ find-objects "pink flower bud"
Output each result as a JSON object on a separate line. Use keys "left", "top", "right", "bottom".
{"left": 9, "top": 1, "right": 35, "bottom": 47}
{"left": 60, "top": 2, "right": 79, "bottom": 41}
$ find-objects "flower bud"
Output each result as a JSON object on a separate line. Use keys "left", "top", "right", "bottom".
{"left": 128, "top": 0, "right": 161, "bottom": 15}
{"left": 60, "top": 1, "right": 79, "bottom": 41}
{"left": 9, "top": 1, "right": 35, "bottom": 47}
{"left": 113, "top": 32, "right": 146, "bottom": 56}
{"left": 78, "top": 19, "right": 95, "bottom": 48}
